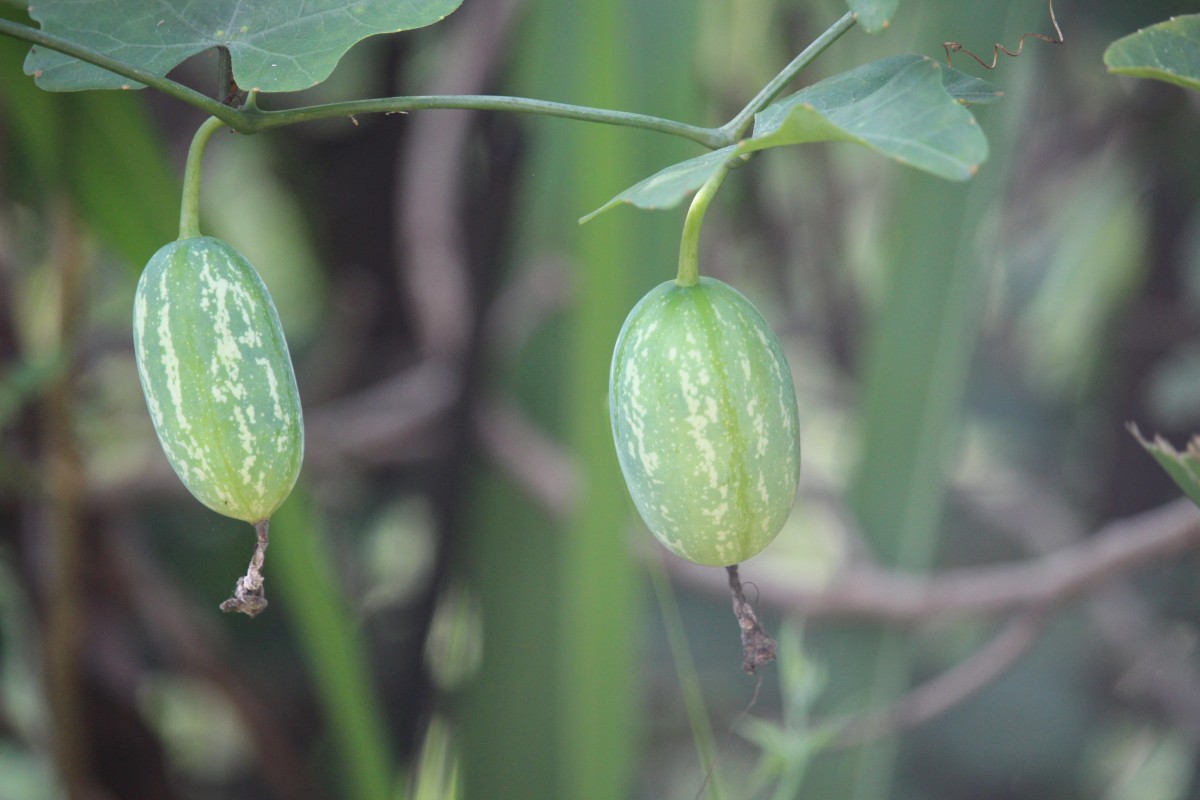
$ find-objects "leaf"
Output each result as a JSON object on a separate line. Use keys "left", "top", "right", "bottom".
{"left": 846, "top": 0, "right": 900, "bottom": 35}
{"left": 750, "top": 55, "right": 990, "bottom": 181}
{"left": 578, "top": 146, "right": 739, "bottom": 222}
{"left": 1104, "top": 14, "right": 1200, "bottom": 93}
{"left": 1129, "top": 424, "right": 1200, "bottom": 510}
{"left": 939, "top": 63, "right": 1006, "bottom": 105}
{"left": 581, "top": 56, "right": 994, "bottom": 222}
{"left": 24, "top": 0, "right": 463, "bottom": 93}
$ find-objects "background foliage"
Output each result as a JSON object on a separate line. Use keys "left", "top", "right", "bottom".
{"left": 2, "top": 0, "right": 1200, "bottom": 798}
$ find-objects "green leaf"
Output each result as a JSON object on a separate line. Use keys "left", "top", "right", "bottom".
{"left": 68, "top": 91, "right": 180, "bottom": 267}
{"left": 1104, "top": 14, "right": 1200, "bottom": 93}
{"left": 581, "top": 56, "right": 994, "bottom": 222}
{"left": 579, "top": 146, "right": 739, "bottom": 223}
{"left": 846, "top": 0, "right": 900, "bottom": 35}
{"left": 24, "top": 0, "right": 463, "bottom": 93}
{"left": 751, "top": 55, "right": 990, "bottom": 181}
{"left": 939, "top": 63, "right": 1006, "bottom": 105}
{"left": 1129, "top": 424, "right": 1200, "bottom": 509}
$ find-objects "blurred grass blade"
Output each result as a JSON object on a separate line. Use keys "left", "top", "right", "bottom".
{"left": 68, "top": 90, "right": 179, "bottom": 267}
{"left": 0, "top": 6, "right": 178, "bottom": 270}
{"left": 1104, "top": 15, "right": 1200, "bottom": 93}
{"left": 648, "top": 559, "right": 726, "bottom": 800}
{"left": 270, "top": 487, "right": 397, "bottom": 800}
{"left": 839, "top": 10, "right": 1031, "bottom": 792}
{"left": 0, "top": 354, "right": 65, "bottom": 430}
{"left": 409, "top": 716, "right": 461, "bottom": 800}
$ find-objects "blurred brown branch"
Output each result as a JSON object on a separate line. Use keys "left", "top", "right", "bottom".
{"left": 42, "top": 199, "right": 91, "bottom": 800}
{"left": 830, "top": 607, "right": 1049, "bottom": 748}
{"left": 394, "top": 0, "right": 525, "bottom": 357}
{"left": 667, "top": 497, "right": 1200, "bottom": 623}
{"left": 968, "top": 476, "right": 1200, "bottom": 742}
{"left": 480, "top": 401, "right": 1200, "bottom": 742}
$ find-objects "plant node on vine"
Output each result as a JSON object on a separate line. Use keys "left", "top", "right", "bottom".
{"left": 943, "top": 0, "right": 1064, "bottom": 70}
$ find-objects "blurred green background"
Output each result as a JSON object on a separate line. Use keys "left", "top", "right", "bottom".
{"left": 2, "top": 0, "right": 1200, "bottom": 798}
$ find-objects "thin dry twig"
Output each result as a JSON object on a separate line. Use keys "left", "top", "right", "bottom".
{"left": 220, "top": 519, "right": 271, "bottom": 617}
{"left": 830, "top": 607, "right": 1049, "bottom": 748}
{"left": 727, "top": 565, "right": 777, "bottom": 674}
{"left": 966, "top": 478, "right": 1200, "bottom": 742}
{"left": 944, "top": 0, "right": 1064, "bottom": 70}
{"left": 394, "top": 0, "right": 525, "bottom": 357}
{"left": 475, "top": 395, "right": 579, "bottom": 518}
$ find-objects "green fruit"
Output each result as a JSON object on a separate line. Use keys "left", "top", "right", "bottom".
{"left": 609, "top": 277, "right": 800, "bottom": 566}
{"left": 133, "top": 236, "right": 303, "bottom": 523}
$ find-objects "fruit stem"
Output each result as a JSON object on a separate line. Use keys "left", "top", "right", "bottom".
{"left": 676, "top": 162, "right": 731, "bottom": 287}
{"left": 178, "top": 116, "right": 228, "bottom": 240}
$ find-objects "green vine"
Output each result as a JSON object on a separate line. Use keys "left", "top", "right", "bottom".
{"left": 0, "top": 13, "right": 857, "bottom": 150}
{"left": 243, "top": 95, "right": 722, "bottom": 147}
{"left": 720, "top": 11, "right": 856, "bottom": 141}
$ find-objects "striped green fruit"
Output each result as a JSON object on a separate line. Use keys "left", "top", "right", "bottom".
{"left": 609, "top": 277, "right": 799, "bottom": 567}
{"left": 133, "top": 236, "right": 304, "bottom": 524}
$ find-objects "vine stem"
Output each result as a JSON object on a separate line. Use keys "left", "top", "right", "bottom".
{"left": 179, "top": 116, "right": 227, "bottom": 239}
{"left": 245, "top": 95, "right": 723, "bottom": 146}
{"left": 720, "top": 10, "right": 857, "bottom": 141}
{"left": 676, "top": 162, "right": 731, "bottom": 286}
{"left": 0, "top": 16, "right": 719, "bottom": 146}
{"left": 0, "top": 12, "right": 856, "bottom": 149}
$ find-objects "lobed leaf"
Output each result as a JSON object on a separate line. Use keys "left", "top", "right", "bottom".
{"left": 1104, "top": 14, "right": 1200, "bottom": 93}
{"left": 1129, "top": 424, "right": 1200, "bottom": 510}
{"left": 24, "top": 0, "right": 463, "bottom": 93}
{"left": 582, "top": 56, "right": 996, "bottom": 222}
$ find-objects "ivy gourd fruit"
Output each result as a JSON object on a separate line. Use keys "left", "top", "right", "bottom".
{"left": 133, "top": 236, "right": 304, "bottom": 524}
{"left": 609, "top": 277, "right": 800, "bottom": 567}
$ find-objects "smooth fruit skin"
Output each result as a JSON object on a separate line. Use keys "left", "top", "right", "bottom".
{"left": 133, "top": 236, "right": 304, "bottom": 523}
{"left": 609, "top": 277, "right": 800, "bottom": 567}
